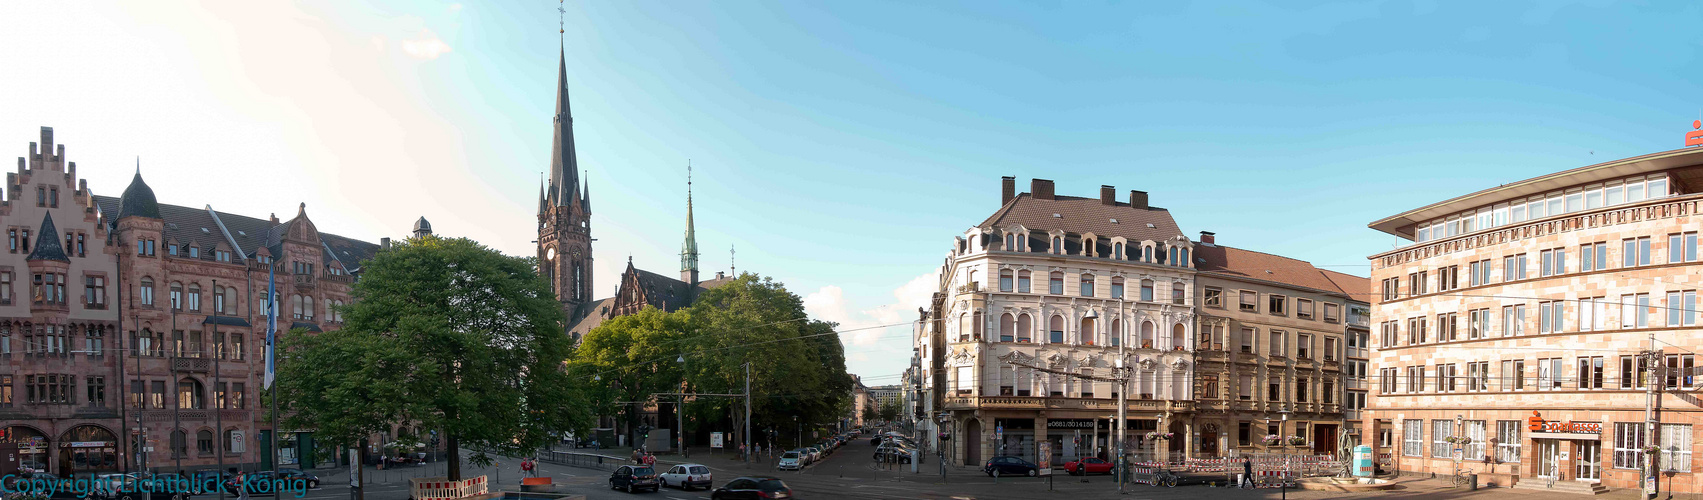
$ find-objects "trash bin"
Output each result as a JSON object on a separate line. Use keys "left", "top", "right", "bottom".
{"left": 1468, "top": 473, "right": 1478, "bottom": 490}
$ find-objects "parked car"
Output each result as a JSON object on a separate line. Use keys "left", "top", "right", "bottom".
{"left": 1064, "top": 457, "right": 1113, "bottom": 475}
{"left": 659, "top": 463, "right": 712, "bottom": 491}
{"left": 91, "top": 473, "right": 144, "bottom": 500}
{"left": 804, "top": 446, "right": 822, "bottom": 463}
{"left": 873, "top": 443, "right": 914, "bottom": 463}
{"left": 983, "top": 456, "right": 1040, "bottom": 477}
{"left": 870, "top": 436, "right": 883, "bottom": 445}
{"left": 710, "top": 476, "right": 793, "bottom": 500}
{"left": 148, "top": 472, "right": 197, "bottom": 500}
{"left": 777, "top": 452, "right": 803, "bottom": 471}
{"left": 609, "top": 465, "right": 659, "bottom": 493}
{"left": 277, "top": 468, "right": 321, "bottom": 489}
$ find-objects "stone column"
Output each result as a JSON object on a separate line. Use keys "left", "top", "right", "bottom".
{"left": 1035, "top": 413, "right": 1049, "bottom": 466}
{"left": 1184, "top": 419, "right": 1196, "bottom": 459}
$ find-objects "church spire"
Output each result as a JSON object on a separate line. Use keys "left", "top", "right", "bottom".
{"left": 549, "top": 46, "right": 581, "bottom": 206}
{"left": 680, "top": 161, "right": 699, "bottom": 284}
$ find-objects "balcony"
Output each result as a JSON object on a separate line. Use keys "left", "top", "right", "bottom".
{"left": 293, "top": 273, "right": 315, "bottom": 289}
{"left": 942, "top": 396, "right": 1194, "bottom": 412}
{"left": 322, "top": 273, "right": 353, "bottom": 285}
{"left": 172, "top": 358, "right": 210, "bottom": 373}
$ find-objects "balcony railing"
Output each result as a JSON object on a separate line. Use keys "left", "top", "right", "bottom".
{"left": 172, "top": 358, "right": 210, "bottom": 372}
{"left": 942, "top": 396, "right": 1193, "bottom": 412}
{"left": 294, "top": 273, "right": 315, "bottom": 287}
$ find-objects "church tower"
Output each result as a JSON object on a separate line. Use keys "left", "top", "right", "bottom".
{"left": 538, "top": 47, "right": 593, "bottom": 318}
{"left": 680, "top": 163, "right": 699, "bottom": 285}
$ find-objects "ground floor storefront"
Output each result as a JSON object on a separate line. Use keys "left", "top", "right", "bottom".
{"left": 1365, "top": 407, "right": 1702, "bottom": 494}
{"left": 1190, "top": 412, "right": 1348, "bottom": 458}
{"left": 2, "top": 421, "right": 123, "bottom": 477}
{"left": 943, "top": 407, "right": 1193, "bottom": 466}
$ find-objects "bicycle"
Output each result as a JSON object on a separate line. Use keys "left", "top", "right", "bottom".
{"left": 1452, "top": 466, "right": 1475, "bottom": 488}
{"left": 1154, "top": 469, "right": 1179, "bottom": 488}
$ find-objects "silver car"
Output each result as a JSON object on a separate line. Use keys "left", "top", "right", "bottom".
{"left": 777, "top": 451, "right": 803, "bottom": 471}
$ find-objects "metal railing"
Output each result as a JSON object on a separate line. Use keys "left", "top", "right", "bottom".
{"left": 536, "top": 450, "right": 627, "bottom": 472}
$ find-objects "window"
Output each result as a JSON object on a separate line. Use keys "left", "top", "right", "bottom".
{"left": 1239, "top": 375, "right": 1255, "bottom": 400}
{"left": 1614, "top": 423, "right": 1646, "bottom": 469}
{"left": 1238, "top": 422, "right": 1252, "bottom": 446}
{"left": 1431, "top": 420, "right": 1455, "bottom": 458}
{"left": 6, "top": 229, "right": 14, "bottom": 253}
{"left": 1660, "top": 423, "right": 1692, "bottom": 472}
{"left": 1139, "top": 280, "right": 1155, "bottom": 301}
{"left": 1539, "top": 301, "right": 1564, "bottom": 333}
{"left": 1238, "top": 290, "right": 1255, "bottom": 312}
{"left": 1171, "top": 283, "right": 1185, "bottom": 304}
{"left": 187, "top": 285, "right": 201, "bottom": 312}
{"left": 1621, "top": 355, "right": 1651, "bottom": 389}
{"left": 1576, "top": 356, "right": 1604, "bottom": 389}
{"left": 1297, "top": 334, "right": 1311, "bottom": 359}
{"left": 1381, "top": 278, "right": 1399, "bottom": 301}
{"left": 1437, "top": 312, "right": 1457, "bottom": 341}
{"left": 1538, "top": 357, "right": 1565, "bottom": 390}
{"left": 1200, "top": 374, "right": 1218, "bottom": 399}
{"left": 1466, "top": 361, "right": 1488, "bottom": 391}
{"left": 1408, "top": 271, "right": 1428, "bottom": 295}
{"left": 1671, "top": 232, "right": 1699, "bottom": 264}
{"left": 1205, "top": 287, "right": 1223, "bottom": 308}
{"left": 232, "top": 334, "right": 245, "bottom": 361}
{"left": 1240, "top": 327, "right": 1255, "bottom": 354}
{"left": 1462, "top": 420, "right": 1486, "bottom": 460}
{"left": 1468, "top": 260, "right": 1491, "bottom": 286}
{"left": 998, "top": 314, "right": 1014, "bottom": 343}
{"left": 1500, "top": 359, "right": 1525, "bottom": 391}
{"left": 1466, "top": 309, "right": 1489, "bottom": 339}
{"left": 1539, "top": 248, "right": 1566, "bottom": 276}
{"left": 1268, "top": 294, "right": 1287, "bottom": 315}
{"left": 150, "top": 380, "right": 165, "bottom": 409}
{"left": 1380, "top": 321, "right": 1397, "bottom": 348}
{"left": 1503, "top": 254, "right": 1527, "bottom": 281}
{"left": 1622, "top": 293, "right": 1651, "bottom": 328}
{"left": 177, "top": 378, "right": 205, "bottom": 409}
{"left": 1402, "top": 420, "right": 1423, "bottom": 457}
{"left": 1016, "top": 270, "right": 1031, "bottom": 293}
{"left": 140, "top": 278, "right": 154, "bottom": 306}
{"left": 1323, "top": 337, "right": 1337, "bottom": 362}
{"left": 1267, "top": 377, "right": 1282, "bottom": 402}
{"left": 0, "top": 271, "right": 10, "bottom": 305}
{"left": 1624, "top": 237, "right": 1652, "bottom": 267}
{"left": 1323, "top": 303, "right": 1339, "bottom": 323}
{"left": 1501, "top": 304, "right": 1525, "bottom": 337}
{"left": 999, "top": 269, "right": 1013, "bottom": 292}
{"left": 1048, "top": 316, "right": 1064, "bottom": 344}
{"left": 1269, "top": 330, "right": 1285, "bottom": 357}
{"left": 1296, "top": 378, "right": 1309, "bottom": 402}
{"left": 1379, "top": 367, "right": 1397, "bottom": 393}
{"left": 1436, "top": 363, "right": 1457, "bottom": 392}
{"left": 1579, "top": 297, "right": 1606, "bottom": 331}
{"left": 1048, "top": 272, "right": 1063, "bottom": 295}
{"left": 232, "top": 382, "right": 245, "bottom": 408}
{"left": 1581, "top": 242, "right": 1607, "bottom": 272}
{"left": 1079, "top": 274, "right": 1094, "bottom": 297}
{"left": 83, "top": 275, "right": 106, "bottom": 308}
{"left": 1406, "top": 316, "right": 1427, "bottom": 344}
{"left": 1436, "top": 265, "right": 1458, "bottom": 292}
{"left": 169, "top": 284, "right": 182, "bottom": 310}
{"left": 1295, "top": 298, "right": 1315, "bottom": 320}
{"left": 1496, "top": 421, "right": 1522, "bottom": 462}
{"left": 1665, "top": 291, "right": 1697, "bottom": 327}
{"left": 1109, "top": 277, "right": 1123, "bottom": 298}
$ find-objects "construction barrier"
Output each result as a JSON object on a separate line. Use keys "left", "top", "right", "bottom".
{"left": 408, "top": 476, "right": 488, "bottom": 500}
{"left": 1130, "top": 467, "right": 1158, "bottom": 485}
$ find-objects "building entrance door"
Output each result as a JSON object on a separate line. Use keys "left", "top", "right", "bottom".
{"left": 1199, "top": 431, "right": 1218, "bottom": 457}
{"left": 1574, "top": 441, "right": 1600, "bottom": 482}
{"left": 1535, "top": 440, "right": 1560, "bottom": 478}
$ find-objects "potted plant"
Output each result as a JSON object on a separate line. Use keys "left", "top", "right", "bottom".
{"left": 1261, "top": 434, "right": 1283, "bottom": 446}
{"left": 1287, "top": 435, "right": 1307, "bottom": 446}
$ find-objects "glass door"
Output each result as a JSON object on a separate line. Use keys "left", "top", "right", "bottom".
{"left": 1575, "top": 441, "right": 1600, "bottom": 482}
{"left": 1536, "top": 440, "right": 1560, "bottom": 478}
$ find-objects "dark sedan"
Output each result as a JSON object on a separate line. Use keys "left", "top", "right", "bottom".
{"left": 609, "top": 465, "right": 659, "bottom": 493}
{"left": 710, "top": 476, "right": 793, "bottom": 499}
{"left": 983, "top": 456, "right": 1040, "bottom": 477}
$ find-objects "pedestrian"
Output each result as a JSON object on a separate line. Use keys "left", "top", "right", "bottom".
{"left": 632, "top": 448, "right": 643, "bottom": 464}
{"left": 1240, "top": 457, "right": 1255, "bottom": 488}
{"left": 236, "top": 471, "right": 250, "bottom": 500}
{"left": 520, "top": 458, "right": 533, "bottom": 478}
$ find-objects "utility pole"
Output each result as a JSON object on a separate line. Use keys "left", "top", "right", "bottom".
{"left": 744, "top": 361, "right": 752, "bottom": 468}
{"left": 213, "top": 278, "right": 225, "bottom": 500}
{"left": 1643, "top": 330, "right": 1660, "bottom": 500}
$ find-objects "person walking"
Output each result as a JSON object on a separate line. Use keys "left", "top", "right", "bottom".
{"left": 235, "top": 471, "right": 250, "bottom": 500}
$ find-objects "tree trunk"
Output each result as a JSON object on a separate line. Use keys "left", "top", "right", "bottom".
{"left": 446, "top": 433, "right": 460, "bottom": 481}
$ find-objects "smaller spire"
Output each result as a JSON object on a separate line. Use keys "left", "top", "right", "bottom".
{"left": 27, "top": 212, "right": 70, "bottom": 262}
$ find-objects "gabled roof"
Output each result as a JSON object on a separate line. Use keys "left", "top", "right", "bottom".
{"left": 1195, "top": 244, "right": 1364, "bottom": 297}
{"left": 1319, "top": 269, "right": 1371, "bottom": 303}
{"left": 977, "top": 193, "right": 1184, "bottom": 243}
{"left": 94, "top": 195, "right": 380, "bottom": 267}
{"left": 26, "top": 212, "right": 69, "bottom": 262}
{"left": 566, "top": 297, "right": 618, "bottom": 339}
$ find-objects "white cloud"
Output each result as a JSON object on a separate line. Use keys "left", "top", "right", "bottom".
{"left": 804, "top": 271, "right": 939, "bottom": 347}
{"left": 400, "top": 29, "right": 452, "bottom": 60}
{"left": 447, "top": 3, "right": 463, "bottom": 13}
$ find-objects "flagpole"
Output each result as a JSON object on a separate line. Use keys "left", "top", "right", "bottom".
{"left": 214, "top": 278, "right": 225, "bottom": 500}
{"left": 267, "top": 261, "right": 280, "bottom": 477}
{"left": 172, "top": 306, "right": 181, "bottom": 474}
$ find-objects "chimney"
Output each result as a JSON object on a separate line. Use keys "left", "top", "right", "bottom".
{"left": 1031, "top": 179, "right": 1055, "bottom": 200}
{"left": 1199, "top": 231, "right": 1216, "bottom": 245}
{"left": 270, "top": 213, "right": 279, "bottom": 224}
{"left": 716, "top": 271, "right": 726, "bottom": 280}
{"left": 1100, "top": 185, "right": 1115, "bottom": 206}
{"left": 1001, "top": 176, "right": 1016, "bottom": 205}
{"left": 1128, "top": 190, "right": 1148, "bottom": 210}
{"left": 380, "top": 237, "right": 391, "bottom": 249}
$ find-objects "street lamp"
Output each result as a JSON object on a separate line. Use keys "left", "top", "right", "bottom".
{"left": 936, "top": 412, "right": 951, "bottom": 478}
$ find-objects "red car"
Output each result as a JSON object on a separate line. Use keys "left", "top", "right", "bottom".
{"left": 1064, "top": 456, "right": 1113, "bottom": 475}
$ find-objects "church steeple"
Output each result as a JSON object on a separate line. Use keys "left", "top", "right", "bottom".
{"left": 680, "top": 162, "right": 699, "bottom": 284}
{"left": 549, "top": 47, "right": 581, "bottom": 206}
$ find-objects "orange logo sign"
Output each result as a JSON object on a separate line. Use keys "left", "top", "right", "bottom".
{"left": 1527, "top": 411, "right": 1601, "bottom": 434}
{"left": 1688, "top": 120, "right": 1703, "bottom": 147}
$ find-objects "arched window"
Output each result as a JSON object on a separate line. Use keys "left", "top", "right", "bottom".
{"left": 957, "top": 313, "right": 972, "bottom": 342}
{"left": 169, "top": 283, "right": 183, "bottom": 310}
{"left": 999, "top": 314, "right": 1015, "bottom": 342}
{"left": 1017, "top": 270, "right": 1032, "bottom": 293}
{"left": 1080, "top": 316, "right": 1096, "bottom": 345}
{"left": 573, "top": 260, "right": 585, "bottom": 301}
{"left": 213, "top": 286, "right": 225, "bottom": 313}
{"left": 1004, "top": 233, "right": 1015, "bottom": 250}
{"left": 303, "top": 296, "right": 314, "bottom": 320}
{"left": 1180, "top": 248, "right": 1190, "bottom": 267}
{"left": 1172, "top": 282, "right": 1186, "bottom": 305}
{"left": 1051, "top": 236, "right": 1062, "bottom": 255}
{"left": 140, "top": 278, "right": 155, "bottom": 306}
{"left": 1140, "top": 280, "right": 1155, "bottom": 301}
{"left": 178, "top": 378, "right": 205, "bottom": 409}
{"left": 1172, "top": 323, "right": 1186, "bottom": 351}
{"left": 197, "top": 429, "right": 214, "bottom": 455}
{"left": 973, "top": 311, "right": 985, "bottom": 340}
{"left": 1110, "top": 277, "right": 1125, "bottom": 298}
{"left": 999, "top": 269, "right": 1014, "bottom": 292}
{"left": 1141, "top": 321, "right": 1155, "bottom": 349}
{"left": 1049, "top": 315, "right": 1065, "bottom": 343}
{"left": 170, "top": 430, "right": 188, "bottom": 459}
{"left": 1080, "top": 274, "right": 1095, "bottom": 297}
{"left": 1017, "top": 313, "right": 1033, "bottom": 343}
{"left": 187, "top": 284, "right": 201, "bottom": 312}
{"left": 1049, "top": 272, "right": 1064, "bottom": 294}
{"left": 1110, "top": 319, "right": 1122, "bottom": 347}
{"left": 1169, "top": 246, "right": 1180, "bottom": 266}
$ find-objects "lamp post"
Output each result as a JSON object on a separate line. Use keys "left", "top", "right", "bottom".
{"left": 936, "top": 412, "right": 950, "bottom": 479}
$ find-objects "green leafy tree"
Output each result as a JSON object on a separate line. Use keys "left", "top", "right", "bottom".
{"left": 569, "top": 307, "right": 690, "bottom": 446}
{"left": 860, "top": 402, "right": 878, "bottom": 424}
{"left": 878, "top": 399, "right": 900, "bottom": 423}
{"left": 276, "top": 236, "right": 587, "bottom": 480}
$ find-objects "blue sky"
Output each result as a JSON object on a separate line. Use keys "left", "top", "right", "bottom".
{"left": 3, "top": 1, "right": 1701, "bottom": 384}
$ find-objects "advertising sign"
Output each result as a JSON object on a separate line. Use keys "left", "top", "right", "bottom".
{"left": 710, "top": 432, "right": 724, "bottom": 449}
{"left": 995, "top": 425, "right": 1003, "bottom": 442}
{"left": 1037, "top": 441, "right": 1053, "bottom": 476}
{"left": 349, "top": 448, "right": 360, "bottom": 489}
{"left": 1353, "top": 445, "right": 1374, "bottom": 477}
{"left": 1688, "top": 120, "right": 1703, "bottom": 147}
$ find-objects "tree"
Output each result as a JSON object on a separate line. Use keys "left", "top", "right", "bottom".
{"left": 878, "top": 399, "right": 900, "bottom": 423}
{"left": 569, "top": 307, "right": 690, "bottom": 448}
{"left": 276, "top": 236, "right": 587, "bottom": 480}
{"left": 860, "top": 402, "right": 878, "bottom": 424}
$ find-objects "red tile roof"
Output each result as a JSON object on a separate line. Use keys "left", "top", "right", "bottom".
{"left": 977, "top": 193, "right": 1184, "bottom": 243}
{"left": 1195, "top": 244, "right": 1365, "bottom": 298}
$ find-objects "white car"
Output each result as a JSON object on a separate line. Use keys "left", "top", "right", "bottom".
{"left": 658, "top": 463, "right": 713, "bottom": 490}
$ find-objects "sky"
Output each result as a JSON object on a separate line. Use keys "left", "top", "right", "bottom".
{"left": 2, "top": 1, "right": 1701, "bottom": 386}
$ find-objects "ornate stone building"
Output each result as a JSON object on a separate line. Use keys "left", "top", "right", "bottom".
{"left": 0, "top": 127, "right": 384, "bottom": 476}
{"left": 925, "top": 177, "right": 1199, "bottom": 466}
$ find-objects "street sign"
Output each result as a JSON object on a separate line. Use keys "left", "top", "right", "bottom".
{"left": 995, "top": 425, "right": 1003, "bottom": 442}
{"left": 710, "top": 432, "right": 724, "bottom": 449}
{"left": 1037, "top": 441, "right": 1053, "bottom": 476}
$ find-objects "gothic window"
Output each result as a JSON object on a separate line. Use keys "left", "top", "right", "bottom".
{"left": 573, "top": 260, "right": 585, "bottom": 301}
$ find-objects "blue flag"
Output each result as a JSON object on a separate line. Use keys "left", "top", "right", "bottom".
{"left": 264, "top": 262, "right": 277, "bottom": 389}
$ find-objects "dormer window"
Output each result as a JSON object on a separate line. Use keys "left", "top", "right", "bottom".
{"left": 188, "top": 246, "right": 199, "bottom": 258}
{"left": 1113, "top": 242, "right": 1124, "bottom": 260}
{"left": 168, "top": 244, "right": 178, "bottom": 256}
{"left": 1004, "top": 234, "right": 1015, "bottom": 251}
{"left": 1051, "top": 236, "right": 1063, "bottom": 255}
